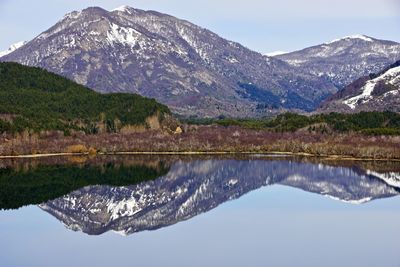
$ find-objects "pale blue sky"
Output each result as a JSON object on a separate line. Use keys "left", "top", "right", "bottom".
{"left": 0, "top": 0, "right": 399, "bottom": 53}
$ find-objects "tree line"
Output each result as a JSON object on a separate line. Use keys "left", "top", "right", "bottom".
{"left": 0, "top": 62, "right": 170, "bottom": 135}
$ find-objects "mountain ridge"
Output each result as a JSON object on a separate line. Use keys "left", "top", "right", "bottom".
{"left": 275, "top": 34, "right": 400, "bottom": 89}
{"left": 320, "top": 60, "right": 400, "bottom": 112}
{"left": 1, "top": 6, "right": 399, "bottom": 116}
{"left": 0, "top": 5, "right": 337, "bottom": 117}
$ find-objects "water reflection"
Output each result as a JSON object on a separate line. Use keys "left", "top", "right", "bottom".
{"left": 0, "top": 157, "right": 170, "bottom": 210}
{"left": 3, "top": 156, "right": 392, "bottom": 236}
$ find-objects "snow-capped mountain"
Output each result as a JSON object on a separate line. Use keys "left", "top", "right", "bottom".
{"left": 39, "top": 159, "right": 399, "bottom": 236}
{"left": 265, "top": 51, "right": 287, "bottom": 57}
{"left": 0, "top": 41, "right": 26, "bottom": 58}
{"left": 320, "top": 60, "right": 400, "bottom": 112}
{"left": 0, "top": 6, "right": 337, "bottom": 117}
{"left": 274, "top": 35, "right": 400, "bottom": 89}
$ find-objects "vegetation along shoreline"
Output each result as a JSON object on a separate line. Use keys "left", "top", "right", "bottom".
{"left": 1, "top": 63, "right": 400, "bottom": 161}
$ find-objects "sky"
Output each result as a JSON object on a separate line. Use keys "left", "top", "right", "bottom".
{"left": 0, "top": 0, "right": 399, "bottom": 53}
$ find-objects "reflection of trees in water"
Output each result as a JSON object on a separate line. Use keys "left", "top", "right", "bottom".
{"left": 1, "top": 155, "right": 399, "bottom": 211}
{"left": 0, "top": 156, "right": 171, "bottom": 210}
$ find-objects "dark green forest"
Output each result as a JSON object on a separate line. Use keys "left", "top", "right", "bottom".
{"left": 0, "top": 162, "right": 169, "bottom": 210}
{"left": 0, "top": 62, "right": 170, "bottom": 134}
{"left": 185, "top": 111, "right": 400, "bottom": 135}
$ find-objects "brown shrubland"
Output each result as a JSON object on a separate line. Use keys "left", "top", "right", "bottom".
{"left": 1, "top": 125, "right": 399, "bottom": 159}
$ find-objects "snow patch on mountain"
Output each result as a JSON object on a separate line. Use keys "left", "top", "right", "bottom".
{"left": 326, "top": 195, "right": 373, "bottom": 205}
{"left": 367, "top": 170, "right": 400, "bottom": 188}
{"left": 265, "top": 51, "right": 287, "bottom": 57}
{"left": 343, "top": 66, "right": 400, "bottom": 109}
{"left": 107, "top": 197, "right": 142, "bottom": 220}
{"left": 112, "top": 5, "right": 132, "bottom": 13}
{"left": 343, "top": 79, "right": 376, "bottom": 109}
{"left": 63, "top": 10, "right": 82, "bottom": 20}
{"left": 385, "top": 66, "right": 400, "bottom": 85}
{"left": 0, "top": 41, "right": 26, "bottom": 58}
{"left": 106, "top": 22, "right": 140, "bottom": 47}
{"left": 327, "top": 34, "right": 373, "bottom": 44}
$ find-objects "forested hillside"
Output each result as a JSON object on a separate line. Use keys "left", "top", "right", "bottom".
{"left": 0, "top": 62, "right": 170, "bottom": 134}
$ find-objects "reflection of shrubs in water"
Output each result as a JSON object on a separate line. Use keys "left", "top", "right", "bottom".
{"left": 0, "top": 160, "right": 170, "bottom": 210}
{"left": 66, "top": 144, "right": 89, "bottom": 154}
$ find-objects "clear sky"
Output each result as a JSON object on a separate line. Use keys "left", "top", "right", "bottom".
{"left": 0, "top": 0, "right": 399, "bottom": 54}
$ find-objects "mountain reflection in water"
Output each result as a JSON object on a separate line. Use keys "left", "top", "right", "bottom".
{"left": 3, "top": 156, "right": 393, "bottom": 236}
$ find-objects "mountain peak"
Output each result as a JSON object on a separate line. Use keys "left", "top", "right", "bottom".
{"left": 275, "top": 35, "right": 400, "bottom": 88}
{"left": 111, "top": 5, "right": 133, "bottom": 13}
{"left": 326, "top": 34, "right": 374, "bottom": 44}
{"left": 82, "top": 6, "right": 107, "bottom": 12}
{"left": 4, "top": 6, "right": 397, "bottom": 116}
{"left": 61, "top": 6, "right": 108, "bottom": 21}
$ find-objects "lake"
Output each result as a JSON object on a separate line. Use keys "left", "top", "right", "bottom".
{"left": 0, "top": 155, "right": 399, "bottom": 267}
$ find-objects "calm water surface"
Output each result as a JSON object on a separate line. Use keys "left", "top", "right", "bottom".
{"left": 0, "top": 156, "right": 399, "bottom": 267}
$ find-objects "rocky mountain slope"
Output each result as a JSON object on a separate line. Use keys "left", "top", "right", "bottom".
{"left": 39, "top": 159, "right": 399, "bottom": 236}
{"left": 0, "top": 41, "right": 26, "bottom": 58}
{"left": 0, "top": 6, "right": 337, "bottom": 117}
{"left": 320, "top": 60, "right": 400, "bottom": 112}
{"left": 275, "top": 35, "right": 400, "bottom": 89}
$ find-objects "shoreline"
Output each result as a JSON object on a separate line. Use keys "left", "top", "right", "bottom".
{"left": 2, "top": 125, "right": 400, "bottom": 162}
{"left": 1, "top": 151, "right": 399, "bottom": 162}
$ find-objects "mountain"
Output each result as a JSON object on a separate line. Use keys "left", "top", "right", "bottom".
{"left": 39, "top": 159, "right": 399, "bottom": 236}
{"left": 320, "top": 60, "right": 400, "bottom": 112}
{"left": 265, "top": 51, "right": 287, "bottom": 57}
{"left": 0, "top": 6, "right": 337, "bottom": 117}
{"left": 275, "top": 35, "right": 400, "bottom": 89}
{"left": 0, "top": 41, "right": 26, "bottom": 58}
{"left": 0, "top": 62, "right": 170, "bottom": 134}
